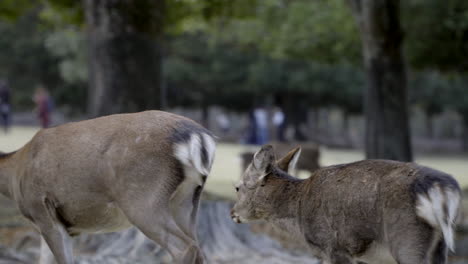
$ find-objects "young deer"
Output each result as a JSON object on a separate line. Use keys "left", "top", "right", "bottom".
{"left": 0, "top": 110, "right": 216, "bottom": 264}
{"left": 231, "top": 145, "right": 461, "bottom": 264}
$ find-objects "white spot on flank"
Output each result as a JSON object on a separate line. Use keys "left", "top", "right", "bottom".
{"left": 135, "top": 136, "right": 142, "bottom": 143}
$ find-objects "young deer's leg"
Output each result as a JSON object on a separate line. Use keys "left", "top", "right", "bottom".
{"left": 389, "top": 224, "right": 435, "bottom": 264}
{"left": 32, "top": 199, "right": 74, "bottom": 264}
{"left": 329, "top": 250, "right": 355, "bottom": 264}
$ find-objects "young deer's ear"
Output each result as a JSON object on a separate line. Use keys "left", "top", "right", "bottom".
{"left": 252, "top": 145, "right": 275, "bottom": 173}
{"left": 277, "top": 147, "right": 301, "bottom": 173}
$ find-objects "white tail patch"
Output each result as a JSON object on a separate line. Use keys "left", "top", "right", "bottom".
{"left": 415, "top": 185, "right": 460, "bottom": 251}
{"left": 174, "top": 133, "right": 216, "bottom": 185}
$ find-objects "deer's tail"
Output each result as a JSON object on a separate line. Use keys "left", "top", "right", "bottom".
{"left": 173, "top": 130, "right": 216, "bottom": 185}
{"left": 412, "top": 168, "right": 461, "bottom": 251}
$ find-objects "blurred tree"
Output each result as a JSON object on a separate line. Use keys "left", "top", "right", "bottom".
{"left": 409, "top": 71, "right": 448, "bottom": 139}
{"left": 82, "top": 0, "right": 165, "bottom": 116}
{"left": 0, "top": 11, "right": 63, "bottom": 110}
{"left": 403, "top": 0, "right": 468, "bottom": 149}
{"left": 403, "top": 0, "right": 468, "bottom": 72}
{"left": 348, "top": 0, "right": 413, "bottom": 161}
{"left": 448, "top": 76, "right": 468, "bottom": 151}
{"left": 331, "top": 64, "right": 364, "bottom": 141}
{"left": 164, "top": 33, "right": 255, "bottom": 126}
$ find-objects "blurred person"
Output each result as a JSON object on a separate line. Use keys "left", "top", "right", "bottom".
{"left": 33, "top": 86, "right": 52, "bottom": 128}
{"left": 216, "top": 111, "right": 231, "bottom": 135}
{"left": 245, "top": 110, "right": 257, "bottom": 144}
{"left": 0, "top": 80, "right": 11, "bottom": 133}
{"left": 253, "top": 105, "right": 269, "bottom": 145}
{"left": 272, "top": 106, "right": 286, "bottom": 142}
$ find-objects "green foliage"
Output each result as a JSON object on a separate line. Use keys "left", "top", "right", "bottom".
{"left": 447, "top": 75, "right": 468, "bottom": 118}
{"left": 409, "top": 71, "right": 449, "bottom": 116}
{"left": 0, "top": 0, "right": 34, "bottom": 21}
{"left": 208, "top": 0, "right": 360, "bottom": 64}
{"left": 403, "top": 0, "right": 468, "bottom": 71}
{"left": 44, "top": 28, "right": 87, "bottom": 84}
{"left": 164, "top": 32, "right": 365, "bottom": 112}
{"left": 0, "top": 12, "right": 62, "bottom": 109}
{"left": 0, "top": 11, "right": 87, "bottom": 113}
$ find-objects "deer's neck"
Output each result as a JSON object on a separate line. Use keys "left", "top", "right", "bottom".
{"left": 268, "top": 173, "right": 306, "bottom": 236}
{"left": 0, "top": 151, "right": 17, "bottom": 199}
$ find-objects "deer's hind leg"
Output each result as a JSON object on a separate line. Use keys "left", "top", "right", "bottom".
{"left": 119, "top": 179, "right": 204, "bottom": 264}
{"left": 29, "top": 198, "right": 74, "bottom": 264}
{"left": 431, "top": 238, "right": 448, "bottom": 264}
{"left": 389, "top": 223, "right": 441, "bottom": 264}
{"left": 169, "top": 165, "right": 207, "bottom": 241}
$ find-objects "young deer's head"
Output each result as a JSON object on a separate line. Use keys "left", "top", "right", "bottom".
{"left": 231, "top": 145, "right": 301, "bottom": 223}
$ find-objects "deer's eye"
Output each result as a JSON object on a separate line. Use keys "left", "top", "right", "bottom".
{"left": 235, "top": 187, "right": 239, "bottom": 192}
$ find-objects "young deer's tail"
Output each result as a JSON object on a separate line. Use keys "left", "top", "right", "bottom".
{"left": 412, "top": 168, "right": 461, "bottom": 251}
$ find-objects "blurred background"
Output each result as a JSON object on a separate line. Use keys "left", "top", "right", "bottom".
{"left": 0, "top": 0, "right": 467, "bottom": 263}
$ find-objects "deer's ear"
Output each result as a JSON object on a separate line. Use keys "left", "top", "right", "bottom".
{"left": 252, "top": 145, "right": 275, "bottom": 173}
{"left": 277, "top": 147, "right": 301, "bottom": 173}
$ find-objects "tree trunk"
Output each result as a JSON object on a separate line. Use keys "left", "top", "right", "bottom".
{"left": 426, "top": 112, "right": 434, "bottom": 139}
{"left": 462, "top": 115, "right": 468, "bottom": 152}
{"left": 84, "top": 0, "right": 165, "bottom": 117}
{"left": 348, "top": 0, "right": 413, "bottom": 161}
{"left": 343, "top": 111, "right": 351, "bottom": 144}
{"left": 201, "top": 104, "right": 209, "bottom": 129}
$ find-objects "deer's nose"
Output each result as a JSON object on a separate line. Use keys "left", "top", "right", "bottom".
{"left": 230, "top": 208, "right": 242, "bottom": 223}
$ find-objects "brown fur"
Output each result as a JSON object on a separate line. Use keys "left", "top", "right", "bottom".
{"left": 232, "top": 145, "right": 461, "bottom": 264}
{"left": 0, "top": 111, "right": 216, "bottom": 264}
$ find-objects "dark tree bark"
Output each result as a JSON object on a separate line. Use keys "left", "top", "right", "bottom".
{"left": 343, "top": 111, "right": 351, "bottom": 143}
{"left": 426, "top": 112, "right": 434, "bottom": 139}
{"left": 462, "top": 114, "right": 468, "bottom": 152}
{"left": 84, "top": 0, "right": 165, "bottom": 117}
{"left": 348, "top": 0, "right": 413, "bottom": 161}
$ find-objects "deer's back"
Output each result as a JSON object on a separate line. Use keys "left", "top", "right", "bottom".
{"left": 298, "top": 159, "right": 433, "bottom": 255}
{"left": 14, "top": 111, "right": 211, "bottom": 234}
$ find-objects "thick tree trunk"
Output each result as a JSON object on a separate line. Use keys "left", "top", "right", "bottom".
{"left": 462, "top": 115, "right": 468, "bottom": 152}
{"left": 348, "top": 0, "right": 413, "bottom": 161}
{"left": 343, "top": 111, "right": 351, "bottom": 143}
{"left": 84, "top": 0, "right": 164, "bottom": 117}
{"left": 426, "top": 112, "right": 434, "bottom": 139}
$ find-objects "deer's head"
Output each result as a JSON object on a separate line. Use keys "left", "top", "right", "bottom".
{"left": 231, "top": 145, "right": 301, "bottom": 223}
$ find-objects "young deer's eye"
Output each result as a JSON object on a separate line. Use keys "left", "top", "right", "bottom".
{"left": 235, "top": 187, "right": 239, "bottom": 192}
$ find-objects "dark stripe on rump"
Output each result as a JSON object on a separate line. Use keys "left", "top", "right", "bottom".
{"left": 410, "top": 167, "right": 460, "bottom": 200}
{"left": 170, "top": 120, "right": 213, "bottom": 144}
{"left": 199, "top": 134, "right": 209, "bottom": 170}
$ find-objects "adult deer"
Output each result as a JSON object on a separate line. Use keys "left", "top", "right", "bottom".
{"left": 231, "top": 145, "right": 461, "bottom": 264}
{"left": 0, "top": 111, "right": 216, "bottom": 264}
